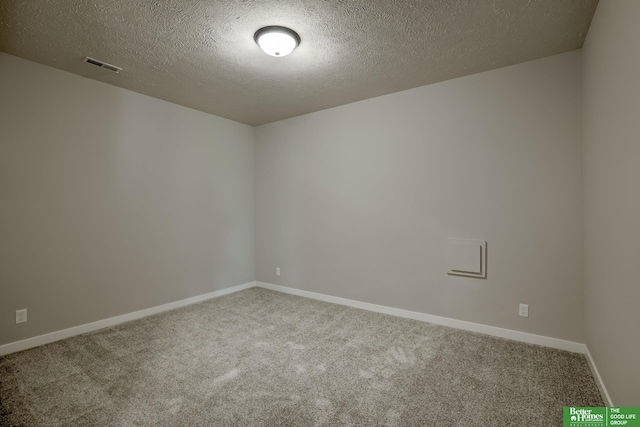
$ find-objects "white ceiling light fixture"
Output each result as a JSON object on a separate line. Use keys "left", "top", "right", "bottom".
{"left": 254, "top": 26, "right": 300, "bottom": 57}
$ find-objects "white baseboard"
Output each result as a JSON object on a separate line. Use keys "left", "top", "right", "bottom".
{"left": 256, "top": 281, "right": 586, "bottom": 354}
{"left": 584, "top": 346, "right": 613, "bottom": 406}
{"left": 0, "top": 281, "right": 256, "bottom": 356}
{"left": 258, "top": 282, "right": 618, "bottom": 404}
{"left": 2, "top": 279, "right": 611, "bottom": 406}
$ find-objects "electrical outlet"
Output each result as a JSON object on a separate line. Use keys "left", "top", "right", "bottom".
{"left": 15, "top": 309, "right": 27, "bottom": 324}
{"left": 276, "top": 268, "right": 281, "bottom": 276}
{"left": 519, "top": 304, "right": 529, "bottom": 318}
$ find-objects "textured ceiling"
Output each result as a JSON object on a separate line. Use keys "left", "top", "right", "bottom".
{"left": 0, "top": 0, "right": 598, "bottom": 126}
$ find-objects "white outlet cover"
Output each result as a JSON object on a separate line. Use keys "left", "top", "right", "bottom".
{"left": 15, "top": 309, "right": 27, "bottom": 324}
{"left": 519, "top": 304, "right": 529, "bottom": 318}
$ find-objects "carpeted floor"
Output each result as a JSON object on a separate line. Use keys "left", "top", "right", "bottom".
{"left": 0, "top": 287, "right": 603, "bottom": 426}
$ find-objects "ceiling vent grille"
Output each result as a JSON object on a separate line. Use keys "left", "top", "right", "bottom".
{"left": 82, "top": 57, "right": 122, "bottom": 73}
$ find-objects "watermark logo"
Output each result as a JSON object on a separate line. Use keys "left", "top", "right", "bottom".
{"left": 566, "top": 407, "right": 605, "bottom": 426}
{"left": 564, "top": 407, "right": 640, "bottom": 427}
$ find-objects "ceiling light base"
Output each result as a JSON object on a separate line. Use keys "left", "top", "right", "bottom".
{"left": 254, "top": 26, "right": 301, "bottom": 57}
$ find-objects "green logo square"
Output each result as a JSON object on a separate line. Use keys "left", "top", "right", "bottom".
{"left": 564, "top": 407, "right": 640, "bottom": 427}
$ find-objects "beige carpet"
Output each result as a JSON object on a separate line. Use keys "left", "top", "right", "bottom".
{"left": 0, "top": 287, "right": 603, "bottom": 426}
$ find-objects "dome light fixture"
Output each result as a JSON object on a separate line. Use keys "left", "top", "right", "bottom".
{"left": 254, "top": 26, "right": 300, "bottom": 57}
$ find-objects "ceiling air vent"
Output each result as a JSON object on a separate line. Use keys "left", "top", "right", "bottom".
{"left": 82, "top": 57, "right": 122, "bottom": 73}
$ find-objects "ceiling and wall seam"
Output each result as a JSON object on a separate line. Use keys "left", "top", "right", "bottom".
{"left": 0, "top": 0, "right": 599, "bottom": 126}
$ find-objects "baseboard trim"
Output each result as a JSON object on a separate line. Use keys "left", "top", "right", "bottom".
{"left": 256, "top": 282, "right": 586, "bottom": 354}
{"left": 3, "top": 280, "right": 609, "bottom": 403}
{"left": 0, "top": 281, "right": 256, "bottom": 356}
{"left": 584, "top": 345, "right": 613, "bottom": 406}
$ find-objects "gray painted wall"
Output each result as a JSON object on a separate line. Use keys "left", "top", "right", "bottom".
{"left": 8, "top": 30, "right": 635, "bottom": 406}
{"left": 255, "top": 51, "right": 584, "bottom": 343}
{"left": 0, "top": 52, "right": 255, "bottom": 346}
{"left": 582, "top": 1, "right": 640, "bottom": 406}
